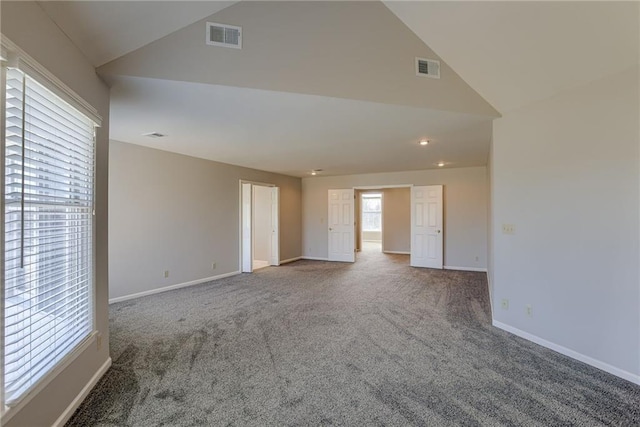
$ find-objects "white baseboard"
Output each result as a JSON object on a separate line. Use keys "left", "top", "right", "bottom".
{"left": 492, "top": 320, "right": 640, "bottom": 385}
{"left": 444, "top": 265, "right": 488, "bottom": 272}
{"left": 279, "top": 256, "right": 302, "bottom": 265}
{"left": 302, "top": 256, "right": 329, "bottom": 261}
{"left": 383, "top": 250, "right": 410, "bottom": 255}
{"left": 53, "top": 357, "right": 112, "bottom": 427}
{"left": 109, "top": 271, "right": 240, "bottom": 304}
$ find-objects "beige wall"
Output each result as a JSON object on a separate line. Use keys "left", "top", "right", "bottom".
{"left": 99, "top": 1, "right": 498, "bottom": 117}
{"left": 109, "top": 141, "right": 302, "bottom": 301}
{"left": 302, "top": 167, "right": 487, "bottom": 269}
{"left": 1, "top": 2, "right": 111, "bottom": 426}
{"left": 382, "top": 187, "right": 411, "bottom": 253}
{"left": 492, "top": 66, "right": 639, "bottom": 380}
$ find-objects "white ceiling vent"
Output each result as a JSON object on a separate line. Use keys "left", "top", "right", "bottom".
{"left": 206, "top": 22, "right": 242, "bottom": 49}
{"left": 415, "top": 57, "right": 440, "bottom": 79}
{"left": 143, "top": 132, "right": 166, "bottom": 138}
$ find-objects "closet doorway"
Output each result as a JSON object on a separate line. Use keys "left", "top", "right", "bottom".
{"left": 240, "top": 181, "right": 279, "bottom": 273}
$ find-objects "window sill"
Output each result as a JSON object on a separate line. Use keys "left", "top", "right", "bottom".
{"left": 1, "top": 330, "right": 98, "bottom": 424}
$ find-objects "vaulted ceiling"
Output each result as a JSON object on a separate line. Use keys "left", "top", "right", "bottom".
{"left": 385, "top": 1, "right": 639, "bottom": 114}
{"left": 31, "top": 1, "right": 639, "bottom": 177}
{"left": 37, "top": 1, "right": 238, "bottom": 67}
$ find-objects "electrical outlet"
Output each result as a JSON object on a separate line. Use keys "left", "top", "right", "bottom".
{"left": 526, "top": 305, "right": 533, "bottom": 317}
{"left": 164, "top": 270, "right": 169, "bottom": 278}
{"left": 211, "top": 262, "right": 216, "bottom": 270}
{"left": 475, "top": 256, "right": 479, "bottom": 262}
{"left": 502, "top": 224, "right": 516, "bottom": 235}
{"left": 501, "top": 299, "right": 509, "bottom": 310}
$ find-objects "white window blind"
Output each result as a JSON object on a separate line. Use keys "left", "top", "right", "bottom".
{"left": 3, "top": 67, "right": 96, "bottom": 404}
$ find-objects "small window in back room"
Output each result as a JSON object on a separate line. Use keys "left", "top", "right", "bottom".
{"left": 362, "top": 193, "right": 382, "bottom": 232}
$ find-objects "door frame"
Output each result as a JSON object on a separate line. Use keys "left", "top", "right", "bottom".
{"left": 353, "top": 185, "right": 412, "bottom": 258}
{"left": 239, "top": 180, "right": 280, "bottom": 273}
{"left": 357, "top": 190, "right": 385, "bottom": 252}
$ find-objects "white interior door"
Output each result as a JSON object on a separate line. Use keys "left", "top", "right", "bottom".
{"left": 328, "top": 189, "right": 355, "bottom": 262}
{"left": 241, "top": 183, "right": 253, "bottom": 272}
{"left": 270, "top": 187, "right": 279, "bottom": 266}
{"left": 410, "top": 185, "right": 443, "bottom": 268}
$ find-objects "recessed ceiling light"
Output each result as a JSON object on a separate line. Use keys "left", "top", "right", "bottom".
{"left": 437, "top": 162, "right": 445, "bottom": 167}
{"left": 419, "top": 139, "right": 429, "bottom": 146}
{"left": 143, "top": 132, "right": 166, "bottom": 138}
{"left": 311, "top": 169, "right": 323, "bottom": 176}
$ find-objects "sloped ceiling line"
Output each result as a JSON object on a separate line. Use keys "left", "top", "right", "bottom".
{"left": 96, "top": 1, "right": 498, "bottom": 117}
{"left": 384, "top": 1, "right": 640, "bottom": 114}
{"left": 37, "top": 1, "right": 506, "bottom": 177}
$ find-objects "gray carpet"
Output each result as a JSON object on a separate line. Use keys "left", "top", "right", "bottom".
{"left": 67, "top": 249, "right": 640, "bottom": 426}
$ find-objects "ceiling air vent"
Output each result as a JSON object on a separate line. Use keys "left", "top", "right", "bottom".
{"left": 143, "top": 132, "right": 166, "bottom": 138}
{"left": 206, "top": 22, "right": 242, "bottom": 49}
{"left": 415, "top": 57, "right": 440, "bottom": 79}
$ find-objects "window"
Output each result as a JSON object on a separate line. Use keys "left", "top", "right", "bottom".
{"left": 2, "top": 59, "right": 97, "bottom": 404}
{"left": 362, "top": 193, "right": 382, "bottom": 232}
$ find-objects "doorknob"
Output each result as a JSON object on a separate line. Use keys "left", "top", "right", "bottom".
{"left": 329, "top": 227, "right": 333, "bottom": 231}
{"left": 437, "top": 230, "right": 441, "bottom": 233}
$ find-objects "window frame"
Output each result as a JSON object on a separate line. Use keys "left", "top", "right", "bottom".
{"left": 1, "top": 44, "right": 7, "bottom": 417}
{"left": 0, "top": 36, "right": 101, "bottom": 421}
{"left": 361, "top": 193, "right": 383, "bottom": 233}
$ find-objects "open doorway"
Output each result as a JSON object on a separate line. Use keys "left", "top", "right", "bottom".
{"left": 359, "top": 192, "right": 383, "bottom": 253}
{"left": 327, "top": 185, "right": 413, "bottom": 263}
{"left": 328, "top": 185, "right": 442, "bottom": 267}
{"left": 240, "top": 181, "right": 279, "bottom": 273}
{"left": 354, "top": 186, "right": 412, "bottom": 259}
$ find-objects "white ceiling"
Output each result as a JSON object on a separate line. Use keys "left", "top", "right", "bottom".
{"left": 384, "top": 1, "right": 639, "bottom": 113}
{"left": 37, "top": 1, "right": 236, "bottom": 66}
{"left": 110, "top": 76, "right": 492, "bottom": 177}
{"left": 33, "top": 1, "right": 639, "bottom": 177}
